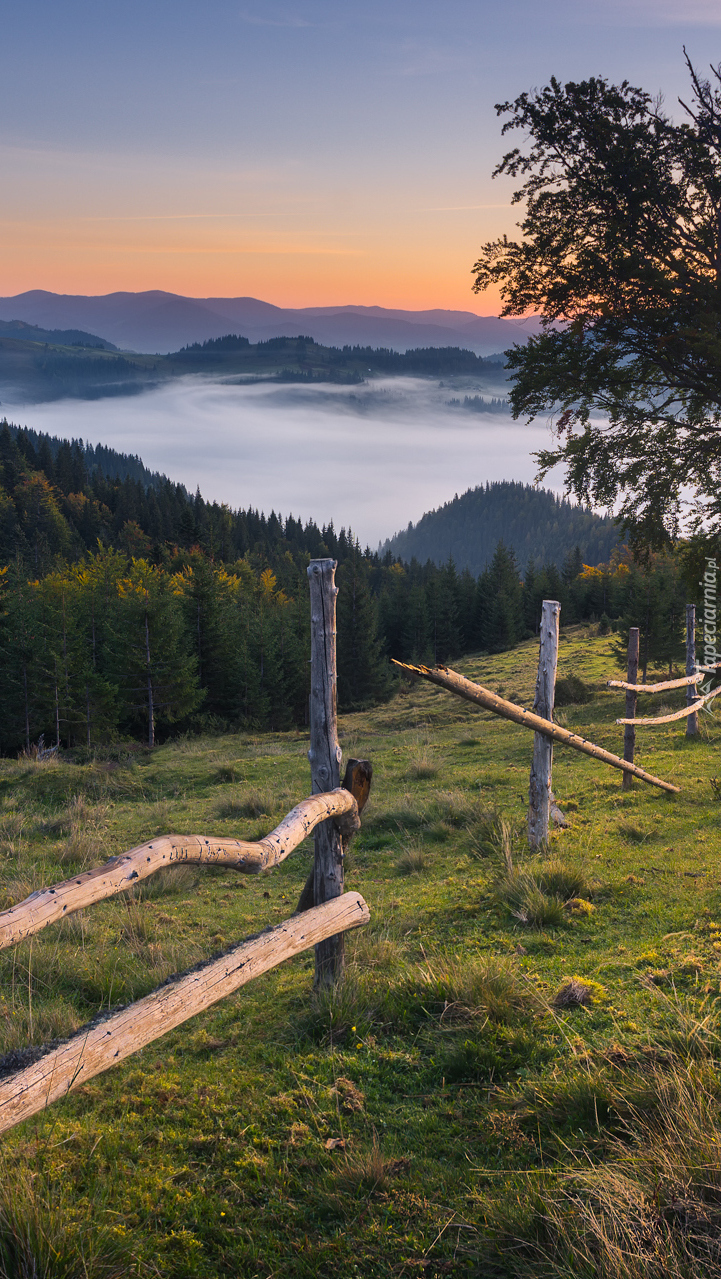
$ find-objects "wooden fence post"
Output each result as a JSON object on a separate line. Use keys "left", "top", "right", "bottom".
{"left": 528, "top": 600, "right": 560, "bottom": 850}
{"left": 686, "top": 605, "right": 698, "bottom": 737}
{"left": 623, "top": 627, "right": 640, "bottom": 790}
{"left": 308, "top": 558, "right": 344, "bottom": 986}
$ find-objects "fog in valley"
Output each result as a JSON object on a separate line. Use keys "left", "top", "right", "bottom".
{"left": 11, "top": 376, "right": 564, "bottom": 546}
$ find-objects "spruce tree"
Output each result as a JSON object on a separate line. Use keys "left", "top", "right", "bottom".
{"left": 478, "top": 542, "right": 524, "bottom": 653}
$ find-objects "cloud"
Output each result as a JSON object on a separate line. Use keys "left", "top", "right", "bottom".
{"left": 11, "top": 376, "right": 561, "bottom": 546}
{"left": 395, "top": 40, "right": 472, "bottom": 78}
{"left": 239, "top": 9, "right": 313, "bottom": 28}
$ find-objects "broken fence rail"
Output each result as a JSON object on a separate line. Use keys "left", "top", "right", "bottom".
{"left": 392, "top": 661, "right": 680, "bottom": 794}
{"left": 615, "top": 682, "right": 721, "bottom": 726}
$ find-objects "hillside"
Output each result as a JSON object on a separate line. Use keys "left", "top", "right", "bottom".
{"left": 3, "top": 420, "right": 171, "bottom": 490}
{"left": 0, "top": 319, "right": 117, "bottom": 350}
{"left": 0, "top": 633, "right": 717, "bottom": 1276}
{"left": 382, "top": 480, "right": 619, "bottom": 572}
{"left": 0, "top": 331, "right": 503, "bottom": 403}
{"left": 0, "top": 288, "right": 541, "bottom": 355}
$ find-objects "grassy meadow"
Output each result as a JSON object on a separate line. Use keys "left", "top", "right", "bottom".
{"left": 0, "top": 625, "right": 720, "bottom": 1277}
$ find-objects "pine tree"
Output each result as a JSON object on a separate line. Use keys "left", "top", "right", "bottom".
{"left": 615, "top": 559, "right": 686, "bottom": 679}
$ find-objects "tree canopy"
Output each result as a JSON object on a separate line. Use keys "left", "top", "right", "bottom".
{"left": 472, "top": 55, "right": 721, "bottom": 549}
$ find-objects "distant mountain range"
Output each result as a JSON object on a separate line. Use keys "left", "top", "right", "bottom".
{"left": 381, "top": 481, "right": 619, "bottom": 573}
{"left": 0, "top": 290, "right": 543, "bottom": 356}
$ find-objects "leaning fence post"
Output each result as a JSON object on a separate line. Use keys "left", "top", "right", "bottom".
{"left": 308, "top": 558, "right": 344, "bottom": 986}
{"left": 686, "top": 605, "right": 698, "bottom": 737}
{"left": 623, "top": 627, "right": 640, "bottom": 790}
{"left": 528, "top": 599, "right": 560, "bottom": 850}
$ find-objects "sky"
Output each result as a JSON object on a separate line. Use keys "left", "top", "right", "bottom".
{"left": 2, "top": 0, "right": 720, "bottom": 311}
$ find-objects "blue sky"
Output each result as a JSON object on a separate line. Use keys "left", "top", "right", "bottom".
{"left": 2, "top": 0, "right": 719, "bottom": 307}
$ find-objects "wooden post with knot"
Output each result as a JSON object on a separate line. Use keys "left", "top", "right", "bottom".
{"left": 686, "top": 606, "right": 698, "bottom": 737}
{"left": 307, "top": 558, "right": 344, "bottom": 986}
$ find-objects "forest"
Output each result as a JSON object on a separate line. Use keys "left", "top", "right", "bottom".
{"left": 0, "top": 330, "right": 502, "bottom": 402}
{"left": 0, "top": 419, "right": 697, "bottom": 754}
{"left": 382, "top": 479, "right": 620, "bottom": 575}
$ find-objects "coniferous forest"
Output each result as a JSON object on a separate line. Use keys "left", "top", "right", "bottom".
{"left": 0, "top": 419, "right": 694, "bottom": 754}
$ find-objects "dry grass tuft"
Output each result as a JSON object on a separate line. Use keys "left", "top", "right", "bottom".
{"left": 214, "top": 763, "right": 243, "bottom": 784}
{"left": 334, "top": 1139, "right": 410, "bottom": 1196}
{"left": 331, "top": 1076, "right": 365, "bottom": 1113}
{"left": 395, "top": 843, "right": 426, "bottom": 876}
{"left": 419, "top": 952, "right": 545, "bottom": 1024}
{"left": 617, "top": 821, "right": 657, "bottom": 845}
{"left": 553, "top": 977, "right": 597, "bottom": 1008}
{"left": 406, "top": 745, "right": 439, "bottom": 780}
{"left": 0, "top": 813, "right": 23, "bottom": 859}
{"left": 494, "top": 853, "right": 592, "bottom": 928}
{"left": 130, "top": 864, "right": 200, "bottom": 901}
{"left": 0, "top": 1158, "right": 131, "bottom": 1278}
{"left": 213, "top": 785, "right": 279, "bottom": 821}
{"left": 548, "top": 1064, "right": 721, "bottom": 1278}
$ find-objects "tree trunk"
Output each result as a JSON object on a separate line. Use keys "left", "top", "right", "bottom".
{"left": 54, "top": 661, "right": 61, "bottom": 750}
{"left": 308, "top": 559, "right": 344, "bottom": 986}
{"left": 22, "top": 661, "right": 30, "bottom": 754}
{"left": 686, "top": 605, "right": 698, "bottom": 737}
{"left": 528, "top": 600, "right": 560, "bottom": 848}
{"left": 144, "top": 606, "right": 154, "bottom": 748}
{"left": 623, "top": 627, "right": 640, "bottom": 790}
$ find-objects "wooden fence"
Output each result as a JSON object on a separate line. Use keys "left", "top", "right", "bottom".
{"left": 608, "top": 609, "right": 721, "bottom": 779}
{"left": 0, "top": 558, "right": 372, "bottom": 1136}
{"left": 393, "top": 598, "right": 684, "bottom": 851}
{"left": 4, "top": 585, "right": 717, "bottom": 1134}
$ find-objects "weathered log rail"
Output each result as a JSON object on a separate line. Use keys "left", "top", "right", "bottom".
{"left": 0, "top": 893, "right": 370, "bottom": 1137}
{"left": 608, "top": 673, "right": 703, "bottom": 694}
{"left": 615, "top": 683, "right": 721, "bottom": 725}
{"left": 0, "top": 787, "right": 360, "bottom": 953}
{"left": 392, "top": 660, "right": 680, "bottom": 794}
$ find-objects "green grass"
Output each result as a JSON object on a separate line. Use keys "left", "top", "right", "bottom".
{"left": 0, "top": 627, "right": 720, "bottom": 1275}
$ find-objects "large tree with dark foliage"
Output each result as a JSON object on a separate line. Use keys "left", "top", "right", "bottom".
{"left": 472, "top": 56, "right": 721, "bottom": 549}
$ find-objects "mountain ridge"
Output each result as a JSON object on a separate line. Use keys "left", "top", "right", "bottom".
{"left": 0, "top": 290, "right": 540, "bottom": 356}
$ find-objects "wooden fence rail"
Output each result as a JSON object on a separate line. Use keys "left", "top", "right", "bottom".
{"left": 392, "top": 661, "right": 680, "bottom": 793}
{"left": 0, "top": 787, "right": 362, "bottom": 953}
{"left": 615, "top": 683, "right": 721, "bottom": 725}
{"left": 608, "top": 674, "right": 703, "bottom": 693}
{"left": 0, "top": 893, "right": 370, "bottom": 1137}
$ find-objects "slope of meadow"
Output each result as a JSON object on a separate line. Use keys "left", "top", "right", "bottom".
{"left": 0, "top": 627, "right": 719, "bottom": 1278}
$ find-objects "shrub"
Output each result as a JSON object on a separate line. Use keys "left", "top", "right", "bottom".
{"left": 555, "top": 674, "right": 592, "bottom": 706}
{"left": 419, "top": 953, "right": 545, "bottom": 1024}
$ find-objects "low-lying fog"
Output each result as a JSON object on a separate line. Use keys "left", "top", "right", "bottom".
{"left": 12, "top": 376, "right": 564, "bottom": 546}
